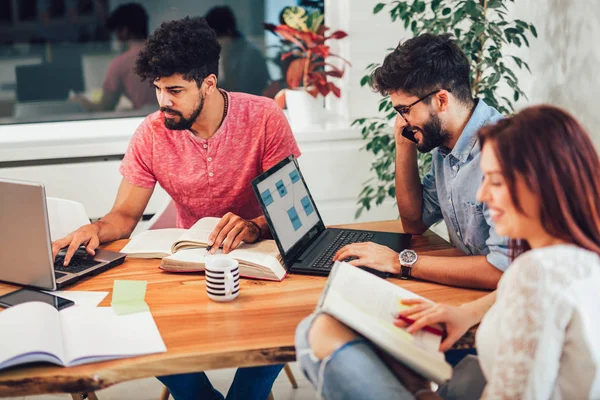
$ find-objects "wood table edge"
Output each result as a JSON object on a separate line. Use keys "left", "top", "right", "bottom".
{"left": 0, "top": 346, "right": 296, "bottom": 396}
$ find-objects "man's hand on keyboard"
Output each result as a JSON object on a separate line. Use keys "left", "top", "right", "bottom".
{"left": 51, "top": 223, "right": 100, "bottom": 267}
{"left": 333, "top": 242, "right": 402, "bottom": 274}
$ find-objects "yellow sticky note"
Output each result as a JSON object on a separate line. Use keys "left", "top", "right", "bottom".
{"left": 111, "top": 280, "right": 149, "bottom": 315}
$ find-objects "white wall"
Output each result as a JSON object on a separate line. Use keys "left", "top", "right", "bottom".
{"left": 338, "top": 1, "right": 403, "bottom": 123}
{"left": 507, "top": 0, "right": 600, "bottom": 147}
{"left": 340, "top": 0, "right": 600, "bottom": 142}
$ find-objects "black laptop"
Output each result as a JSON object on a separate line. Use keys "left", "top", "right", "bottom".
{"left": 252, "top": 155, "right": 411, "bottom": 278}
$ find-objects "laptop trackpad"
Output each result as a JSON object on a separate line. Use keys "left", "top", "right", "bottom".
{"left": 55, "top": 271, "right": 67, "bottom": 279}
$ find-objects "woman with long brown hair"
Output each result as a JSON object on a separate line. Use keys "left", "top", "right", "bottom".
{"left": 295, "top": 105, "right": 600, "bottom": 399}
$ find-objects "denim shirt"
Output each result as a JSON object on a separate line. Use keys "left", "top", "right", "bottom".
{"left": 421, "top": 99, "right": 509, "bottom": 271}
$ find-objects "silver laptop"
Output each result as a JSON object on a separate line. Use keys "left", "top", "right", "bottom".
{"left": 0, "top": 178, "right": 126, "bottom": 290}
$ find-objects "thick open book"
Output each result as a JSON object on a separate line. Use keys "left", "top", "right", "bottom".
{"left": 121, "top": 217, "right": 287, "bottom": 281}
{"left": 0, "top": 302, "right": 166, "bottom": 371}
{"left": 318, "top": 262, "right": 453, "bottom": 384}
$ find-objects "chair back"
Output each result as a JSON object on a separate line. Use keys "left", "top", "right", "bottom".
{"left": 46, "top": 197, "right": 91, "bottom": 241}
{"left": 146, "top": 199, "right": 177, "bottom": 230}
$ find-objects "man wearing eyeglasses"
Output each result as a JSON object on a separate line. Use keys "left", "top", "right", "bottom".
{"left": 334, "top": 33, "right": 508, "bottom": 290}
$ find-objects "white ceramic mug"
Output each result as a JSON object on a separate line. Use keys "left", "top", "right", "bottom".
{"left": 204, "top": 255, "right": 240, "bottom": 302}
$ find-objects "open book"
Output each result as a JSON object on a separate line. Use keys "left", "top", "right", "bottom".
{"left": 0, "top": 302, "right": 166, "bottom": 371}
{"left": 318, "top": 262, "right": 453, "bottom": 384}
{"left": 121, "top": 217, "right": 287, "bottom": 281}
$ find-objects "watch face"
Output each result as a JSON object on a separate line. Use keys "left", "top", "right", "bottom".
{"left": 400, "top": 250, "right": 417, "bottom": 264}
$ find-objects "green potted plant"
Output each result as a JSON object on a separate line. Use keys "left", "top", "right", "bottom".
{"left": 265, "top": 6, "right": 349, "bottom": 126}
{"left": 354, "top": 0, "right": 537, "bottom": 217}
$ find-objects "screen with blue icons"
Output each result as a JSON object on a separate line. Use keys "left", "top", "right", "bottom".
{"left": 256, "top": 162, "right": 320, "bottom": 252}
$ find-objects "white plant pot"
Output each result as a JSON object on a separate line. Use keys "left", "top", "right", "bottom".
{"left": 285, "top": 89, "right": 324, "bottom": 128}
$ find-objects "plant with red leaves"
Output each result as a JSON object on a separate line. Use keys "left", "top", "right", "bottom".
{"left": 265, "top": 6, "right": 350, "bottom": 98}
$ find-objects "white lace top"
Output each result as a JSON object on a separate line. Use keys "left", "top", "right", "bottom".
{"left": 476, "top": 245, "right": 600, "bottom": 399}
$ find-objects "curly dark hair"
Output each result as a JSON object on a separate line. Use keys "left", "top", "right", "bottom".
{"left": 135, "top": 17, "right": 221, "bottom": 87}
{"left": 371, "top": 33, "right": 473, "bottom": 105}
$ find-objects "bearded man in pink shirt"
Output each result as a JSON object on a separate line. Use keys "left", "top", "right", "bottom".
{"left": 52, "top": 17, "right": 300, "bottom": 400}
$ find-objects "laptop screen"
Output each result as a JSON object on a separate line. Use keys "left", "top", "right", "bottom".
{"left": 252, "top": 156, "right": 325, "bottom": 264}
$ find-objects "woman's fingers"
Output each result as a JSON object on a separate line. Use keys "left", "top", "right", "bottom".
{"left": 394, "top": 319, "right": 410, "bottom": 328}
{"left": 400, "top": 298, "right": 427, "bottom": 306}
{"left": 399, "top": 302, "right": 434, "bottom": 318}
{"left": 406, "top": 310, "right": 445, "bottom": 334}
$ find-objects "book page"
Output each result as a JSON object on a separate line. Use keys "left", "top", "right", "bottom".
{"left": 60, "top": 307, "right": 166, "bottom": 366}
{"left": 0, "top": 302, "right": 64, "bottom": 369}
{"left": 161, "top": 248, "right": 207, "bottom": 271}
{"left": 121, "top": 229, "right": 186, "bottom": 258}
{"left": 229, "top": 241, "right": 285, "bottom": 280}
{"left": 323, "top": 289, "right": 451, "bottom": 383}
{"left": 161, "top": 247, "right": 286, "bottom": 281}
{"left": 229, "top": 240, "right": 280, "bottom": 264}
{"left": 172, "top": 217, "right": 221, "bottom": 252}
{"left": 326, "top": 263, "right": 440, "bottom": 353}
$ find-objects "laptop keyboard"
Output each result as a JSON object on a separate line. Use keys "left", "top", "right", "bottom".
{"left": 312, "top": 231, "right": 374, "bottom": 270}
{"left": 54, "top": 255, "right": 101, "bottom": 274}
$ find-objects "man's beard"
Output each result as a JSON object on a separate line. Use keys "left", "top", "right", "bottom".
{"left": 408, "top": 112, "right": 451, "bottom": 153}
{"left": 161, "top": 95, "right": 205, "bottom": 130}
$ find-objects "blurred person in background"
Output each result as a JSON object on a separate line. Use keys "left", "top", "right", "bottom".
{"left": 205, "top": 6, "right": 270, "bottom": 96}
{"left": 74, "top": 3, "right": 156, "bottom": 111}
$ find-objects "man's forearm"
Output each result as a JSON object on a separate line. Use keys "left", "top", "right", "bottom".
{"left": 395, "top": 142, "right": 427, "bottom": 233}
{"left": 411, "top": 255, "right": 502, "bottom": 290}
{"left": 93, "top": 212, "right": 140, "bottom": 243}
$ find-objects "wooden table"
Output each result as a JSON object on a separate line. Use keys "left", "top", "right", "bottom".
{"left": 0, "top": 221, "right": 489, "bottom": 397}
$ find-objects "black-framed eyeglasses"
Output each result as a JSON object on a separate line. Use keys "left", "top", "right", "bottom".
{"left": 393, "top": 89, "right": 450, "bottom": 121}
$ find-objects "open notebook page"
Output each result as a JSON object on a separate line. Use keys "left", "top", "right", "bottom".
{"left": 60, "top": 307, "right": 166, "bottom": 366}
{"left": 0, "top": 302, "right": 65, "bottom": 369}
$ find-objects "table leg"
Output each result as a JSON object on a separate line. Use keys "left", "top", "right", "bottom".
{"left": 284, "top": 364, "right": 298, "bottom": 389}
{"left": 160, "top": 386, "right": 170, "bottom": 400}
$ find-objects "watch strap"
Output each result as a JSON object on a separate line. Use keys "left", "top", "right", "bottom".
{"left": 400, "top": 265, "right": 412, "bottom": 280}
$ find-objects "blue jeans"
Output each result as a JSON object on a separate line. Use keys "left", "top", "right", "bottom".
{"left": 295, "top": 314, "right": 486, "bottom": 400}
{"left": 158, "top": 364, "right": 284, "bottom": 400}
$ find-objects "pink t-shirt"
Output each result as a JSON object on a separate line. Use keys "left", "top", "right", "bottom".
{"left": 120, "top": 91, "right": 301, "bottom": 229}
{"left": 103, "top": 44, "right": 156, "bottom": 110}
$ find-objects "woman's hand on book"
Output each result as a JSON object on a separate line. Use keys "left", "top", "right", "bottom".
{"left": 395, "top": 298, "right": 478, "bottom": 352}
{"left": 208, "top": 213, "right": 261, "bottom": 254}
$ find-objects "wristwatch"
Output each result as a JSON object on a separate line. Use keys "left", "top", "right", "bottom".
{"left": 399, "top": 249, "right": 418, "bottom": 279}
